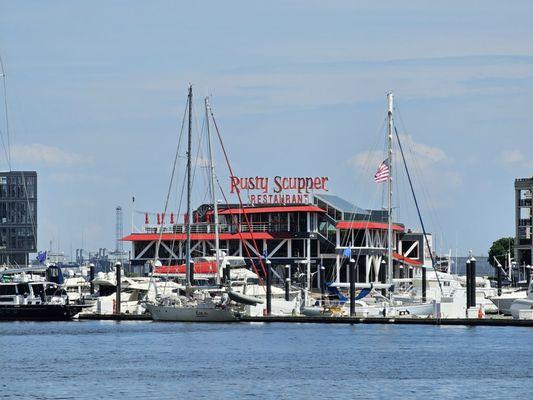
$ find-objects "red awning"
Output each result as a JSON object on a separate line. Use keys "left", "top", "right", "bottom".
{"left": 155, "top": 261, "right": 218, "bottom": 275}
{"left": 393, "top": 252, "right": 423, "bottom": 266}
{"left": 336, "top": 221, "right": 404, "bottom": 232}
{"left": 217, "top": 205, "right": 325, "bottom": 215}
{"left": 121, "top": 232, "right": 291, "bottom": 242}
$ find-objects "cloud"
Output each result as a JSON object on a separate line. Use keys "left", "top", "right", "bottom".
{"left": 49, "top": 172, "right": 101, "bottom": 184}
{"left": 192, "top": 157, "right": 211, "bottom": 167}
{"left": 11, "top": 144, "right": 92, "bottom": 166}
{"left": 350, "top": 150, "right": 385, "bottom": 170}
{"left": 349, "top": 135, "right": 448, "bottom": 170}
{"left": 501, "top": 149, "right": 524, "bottom": 164}
{"left": 347, "top": 135, "right": 460, "bottom": 209}
{"left": 500, "top": 149, "right": 533, "bottom": 168}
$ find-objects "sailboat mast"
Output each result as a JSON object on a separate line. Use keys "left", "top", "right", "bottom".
{"left": 387, "top": 93, "right": 394, "bottom": 291}
{"left": 205, "top": 97, "right": 220, "bottom": 281}
{"left": 186, "top": 85, "right": 193, "bottom": 286}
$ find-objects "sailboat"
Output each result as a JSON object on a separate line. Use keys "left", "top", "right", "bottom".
{"left": 303, "top": 93, "right": 445, "bottom": 318}
{"left": 146, "top": 87, "right": 238, "bottom": 322}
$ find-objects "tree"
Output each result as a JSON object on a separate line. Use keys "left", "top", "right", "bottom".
{"left": 488, "top": 237, "right": 514, "bottom": 268}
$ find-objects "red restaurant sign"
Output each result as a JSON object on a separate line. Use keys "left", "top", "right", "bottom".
{"left": 230, "top": 176, "right": 329, "bottom": 204}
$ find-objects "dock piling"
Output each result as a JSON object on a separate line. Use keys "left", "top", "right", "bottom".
{"left": 284, "top": 264, "right": 290, "bottom": 302}
{"left": 422, "top": 266, "right": 427, "bottom": 303}
{"left": 380, "top": 259, "right": 386, "bottom": 297}
{"left": 115, "top": 262, "right": 121, "bottom": 315}
{"left": 466, "top": 259, "right": 471, "bottom": 309}
{"left": 466, "top": 258, "right": 476, "bottom": 309}
{"left": 349, "top": 258, "right": 356, "bottom": 317}
{"left": 266, "top": 259, "right": 272, "bottom": 316}
{"left": 89, "top": 263, "right": 95, "bottom": 295}
{"left": 224, "top": 264, "right": 231, "bottom": 283}
{"left": 470, "top": 258, "right": 476, "bottom": 309}
{"left": 497, "top": 265, "right": 502, "bottom": 297}
{"left": 320, "top": 265, "right": 325, "bottom": 303}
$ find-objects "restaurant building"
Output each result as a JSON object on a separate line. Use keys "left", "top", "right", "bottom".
{"left": 123, "top": 193, "right": 429, "bottom": 286}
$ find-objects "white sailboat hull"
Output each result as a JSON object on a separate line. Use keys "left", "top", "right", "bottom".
{"left": 146, "top": 303, "right": 237, "bottom": 322}
{"left": 302, "top": 301, "right": 435, "bottom": 318}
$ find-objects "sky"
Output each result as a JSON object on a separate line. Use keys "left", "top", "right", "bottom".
{"left": 0, "top": 1, "right": 532, "bottom": 258}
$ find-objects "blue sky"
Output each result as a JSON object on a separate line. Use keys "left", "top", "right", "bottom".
{"left": 0, "top": 1, "right": 532, "bottom": 257}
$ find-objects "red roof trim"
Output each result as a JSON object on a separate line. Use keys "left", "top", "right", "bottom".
{"left": 122, "top": 232, "right": 292, "bottom": 242}
{"left": 217, "top": 205, "right": 325, "bottom": 215}
{"left": 393, "top": 252, "right": 423, "bottom": 266}
{"left": 336, "top": 221, "right": 404, "bottom": 231}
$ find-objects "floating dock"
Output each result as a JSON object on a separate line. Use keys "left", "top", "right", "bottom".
{"left": 78, "top": 313, "right": 152, "bottom": 321}
{"left": 241, "top": 315, "right": 533, "bottom": 327}
{"left": 77, "top": 313, "right": 533, "bottom": 326}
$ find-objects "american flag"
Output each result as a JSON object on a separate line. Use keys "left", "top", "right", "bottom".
{"left": 374, "top": 158, "right": 390, "bottom": 183}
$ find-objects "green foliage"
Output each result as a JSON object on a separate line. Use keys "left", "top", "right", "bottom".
{"left": 488, "top": 237, "right": 514, "bottom": 268}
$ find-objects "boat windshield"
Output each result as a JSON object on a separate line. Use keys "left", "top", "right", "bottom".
{"left": 31, "top": 283, "right": 45, "bottom": 296}
{"left": 16, "top": 283, "right": 30, "bottom": 296}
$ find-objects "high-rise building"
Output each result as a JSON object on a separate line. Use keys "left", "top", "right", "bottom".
{"left": 515, "top": 177, "right": 533, "bottom": 267}
{"left": 0, "top": 171, "right": 37, "bottom": 265}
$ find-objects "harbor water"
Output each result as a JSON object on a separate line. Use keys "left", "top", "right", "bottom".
{"left": 0, "top": 321, "right": 531, "bottom": 399}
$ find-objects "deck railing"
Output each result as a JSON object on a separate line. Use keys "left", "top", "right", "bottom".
{"left": 144, "top": 222, "right": 293, "bottom": 234}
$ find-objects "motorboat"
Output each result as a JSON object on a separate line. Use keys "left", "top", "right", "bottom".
{"left": 490, "top": 288, "right": 528, "bottom": 316}
{"left": 0, "top": 276, "right": 85, "bottom": 320}
{"left": 455, "top": 275, "right": 498, "bottom": 312}
{"left": 82, "top": 266, "right": 182, "bottom": 315}
{"left": 510, "top": 282, "right": 533, "bottom": 320}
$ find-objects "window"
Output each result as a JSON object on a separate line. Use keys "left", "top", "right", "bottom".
{"left": 0, "top": 203, "right": 6, "bottom": 224}
{"left": 31, "top": 284, "right": 44, "bottom": 296}
{"left": 0, "top": 284, "right": 17, "bottom": 296}
{"left": 17, "top": 283, "right": 30, "bottom": 295}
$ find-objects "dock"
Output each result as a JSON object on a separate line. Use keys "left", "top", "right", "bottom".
{"left": 78, "top": 313, "right": 152, "bottom": 321}
{"left": 241, "top": 315, "right": 533, "bottom": 327}
{"left": 77, "top": 313, "right": 533, "bottom": 326}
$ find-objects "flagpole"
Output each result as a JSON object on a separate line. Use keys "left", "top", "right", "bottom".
{"left": 387, "top": 93, "right": 394, "bottom": 296}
